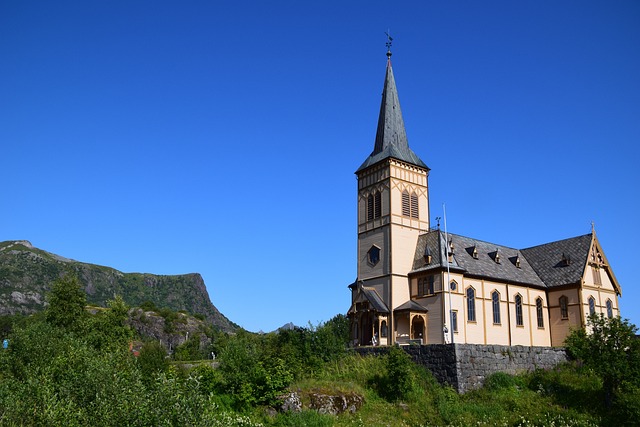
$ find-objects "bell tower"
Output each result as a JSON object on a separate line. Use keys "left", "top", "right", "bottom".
{"left": 351, "top": 45, "right": 430, "bottom": 344}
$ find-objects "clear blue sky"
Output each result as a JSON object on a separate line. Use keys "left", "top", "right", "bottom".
{"left": 1, "top": 1, "right": 638, "bottom": 333}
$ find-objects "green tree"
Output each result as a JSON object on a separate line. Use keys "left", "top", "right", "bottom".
{"left": 138, "top": 340, "right": 169, "bottom": 379}
{"left": 45, "top": 274, "right": 87, "bottom": 330}
{"left": 385, "top": 345, "right": 415, "bottom": 401}
{"left": 565, "top": 314, "right": 640, "bottom": 409}
{"left": 86, "top": 296, "right": 133, "bottom": 351}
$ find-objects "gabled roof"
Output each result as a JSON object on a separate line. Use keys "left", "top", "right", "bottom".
{"left": 356, "top": 58, "right": 428, "bottom": 173}
{"left": 520, "top": 233, "right": 594, "bottom": 289}
{"left": 411, "top": 230, "right": 613, "bottom": 291}
{"left": 395, "top": 299, "right": 428, "bottom": 312}
{"left": 348, "top": 284, "right": 390, "bottom": 315}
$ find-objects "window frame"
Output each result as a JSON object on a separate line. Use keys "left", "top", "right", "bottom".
{"left": 451, "top": 310, "right": 458, "bottom": 333}
{"left": 492, "top": 291, "right": 501, "bottom": 325}
{"left": 588, "top": 296, "right": 596, "bottom": 315}
{"left": 606, "top": 299, "right": 613, "bottom": 318}
{"left": 515, "top": 294, "right": 524, "bottom": 327}
{"left": 559, "top": 296, "right": 569, "bottom": 320}
{"left": 536, "top": 297, "right": 544, "bottom": 328}
{"left": 466, "top": 287, "right": 476, "bottom": 322}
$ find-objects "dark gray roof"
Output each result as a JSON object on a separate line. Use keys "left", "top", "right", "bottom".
{"left": 411, "top": 230, "right": 546, "bottom": 288}
{"left": 356, "top": 59, "right": 428, "bottom": 173}
{"left": 362, "top": 287, "right": 389, "bottom": 313}
{"left": 520, "top": 234, "right": 592, "bottom": 288}
{"left": 395, "top": 299, "right": 428, "bottom": 312}
{"left": 411, "top": 230, "right": 598, "bottom": 289}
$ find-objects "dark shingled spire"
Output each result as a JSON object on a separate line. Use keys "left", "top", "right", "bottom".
{"left": 357, "top": 56, "right": 428, "bottom": 173}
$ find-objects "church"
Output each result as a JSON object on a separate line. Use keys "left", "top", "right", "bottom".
{"left": 347, "top": 49, "right": 622, "bottom": 348}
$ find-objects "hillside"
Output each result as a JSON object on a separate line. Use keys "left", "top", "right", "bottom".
{"left": 0, "top": 240, "right": 236, "bottom": 332}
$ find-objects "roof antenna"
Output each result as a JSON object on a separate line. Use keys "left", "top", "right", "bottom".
{"left": 591, "top": 221, "right": 595, "bottom": 234}
{"left": 385, "top": 30, "right": 393, "bottom": 58}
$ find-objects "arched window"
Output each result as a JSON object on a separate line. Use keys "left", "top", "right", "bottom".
{"left": 559, "top": 296, "right": 568, "bottom": 319}
{"left": 380, "top": 320, "right": 388, "bottom": 338}
{"left": 536, "top": 297, "right": 544, "bottom": 328}
{"left": 515, "top": 294, "right": 523, "bottom": 326}
{"left": 606, "top": 300, "right": 613, "bottom": 319}
{"left": 588, "top": 296, "right": 596, "bottom": 315}
{"left": 492, "top": 291, "right": 501, "bottom": 324}
{"left": 466, "top": 287, "right": 476, "bottom": 322}
{"left": 402, "top": 191, "right": 410, "bottom": 216}
{"left": 410, "top": 192, "right": 419, "bottom": 218}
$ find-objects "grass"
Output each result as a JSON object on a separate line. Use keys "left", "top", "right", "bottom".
{"left": 249, "top": 354, "right": 603, "bottom": 427}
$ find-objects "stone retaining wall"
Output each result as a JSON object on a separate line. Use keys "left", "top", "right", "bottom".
{"left": 355, "top": 344, "right": 567, "bottom": 393}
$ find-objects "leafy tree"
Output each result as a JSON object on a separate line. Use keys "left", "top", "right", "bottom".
{"left": 86, "top": 296, "right": 133, "bottom": 351}
{"left": 173, "top": 333, "right": 204, "bottom": 361}
{"left": 45, "top": 274, "right": 87, "bottom": 330}
{"left": 138, "top": 340, "right": 169, "bottom": 379}
{"left": 565, "top": 314, "right": 640, "bottom": 410}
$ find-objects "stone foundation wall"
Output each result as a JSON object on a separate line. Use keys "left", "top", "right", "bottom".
{"left": 354, "top": 344, "right": 567, "bottom": 393}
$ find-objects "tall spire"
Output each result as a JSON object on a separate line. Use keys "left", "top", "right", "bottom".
{"left": 356, "top": 43, "right": 428, "bottom": 173}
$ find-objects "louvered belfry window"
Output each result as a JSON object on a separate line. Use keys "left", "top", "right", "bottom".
{"left": 410, "top": 193, "right": 419, "bottom": 218}
{"left": 367, "top": 191, "right": 382, "bottom": 221}
{"left": 402, "top": 191, "right": 410, "bottom": 216}
{"left": 367, "top": 194, "right": 374, "bottom": 221}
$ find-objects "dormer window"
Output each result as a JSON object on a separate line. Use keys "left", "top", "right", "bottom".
{"left": 561, "top": 253, "right": 571, "bottom": 266}
{"left": 515, "top": 254, "right": 521, "bottom": 268}
{"left": 424, "top": 246, "right": 432, "bottom": 264}
{"left": 494, "top": 249, "right": 501, "bottom": 264}
{"left": 367, "top": 245, "right": 381, "bottom": 266}
{"left": 472, "top": 245, "right": 478, "bottom": 259}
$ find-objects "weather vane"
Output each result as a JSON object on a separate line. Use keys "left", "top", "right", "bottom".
{"left": 385, "top": 30, "right": 393, "bottom": 57}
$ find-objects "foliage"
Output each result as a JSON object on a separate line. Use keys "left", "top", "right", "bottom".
{"left": 0, "top": 307, "right": 619, "bottom": 426}
{"left": 173, "top": 333, "right": 204, "bottom": 361}
{"left": 565, "top": 314, "right": 640, "bottom": 412}
{"left": 383, "top": 345, "right": 415, "bottom": 401}
{"left": 45, "top": 274, "right": 87, "bottom": 330}
{"left": 138, "top": 340, "right": 169, "bottom": 379}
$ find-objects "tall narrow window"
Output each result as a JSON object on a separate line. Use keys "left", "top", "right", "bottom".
{"left": 536, "top": 298, "right": 544, "bottom": 328}
{"left": 367, "top": 194, "right": 374, "bottom": 221}
{"left": 380, "top": 320, "right": 388, "bottom": 338}
{"left": 374, "top": 191, "right": 381, "bottom": 219}
{"left": 606, "top": 299, "right": 613, "bottom": 318}
{"left": 559, "top": 296, "right": 568, "bottom": 319}
{"left": 410, "top": 192, "right": 419, "bottom": 218}
{"left": 588, "top": 296, "right": 596, "bottom": 315}
{"left": 466, "top": 287, "right": 476, "bottom": 322}
{"left": 492, "top": 291, "right": 501, "bottom": 324}
{"left": 428, "top": 276, "right": 434, "bottom": 295}
{"left": 515, "top": 294, "right": 523, "bottom": 326}
{"left": 451, "top": 310, "right": 458, "bottom": 333}
{"left": 402, "top": 191, "right": 410, "bottom": 216}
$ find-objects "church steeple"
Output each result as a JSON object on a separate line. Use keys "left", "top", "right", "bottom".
{"left": 356, "top": 53, "right": 428, "bottom": 173}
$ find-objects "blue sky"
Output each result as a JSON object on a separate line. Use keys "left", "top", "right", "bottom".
{"left": 1, "top": 1, "right": 638, "bottom": 333}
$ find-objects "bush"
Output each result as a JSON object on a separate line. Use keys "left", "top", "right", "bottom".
{"left": 384, "top": 345, "right": 415, "bottom": 401}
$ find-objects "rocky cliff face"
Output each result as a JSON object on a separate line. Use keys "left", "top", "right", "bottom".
{"left": 0, "top": 240, "right": 236, "bottom": 333}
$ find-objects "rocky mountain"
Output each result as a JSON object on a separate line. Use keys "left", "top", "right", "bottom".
{"left": 0, "top": 240, "right": 236, "bottom": 333}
